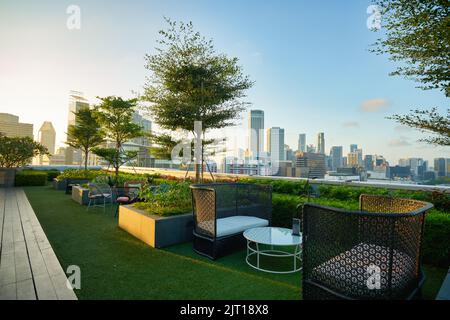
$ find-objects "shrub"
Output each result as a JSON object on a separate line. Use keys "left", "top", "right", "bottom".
{"left": 56, "top": 169, "right": 105, "bottom": 181}
{"left": 422, "top": 210, "right": 450, "bottom": 267}
{"left": 46, "top": 170, "right": 60, "bottom": 182}
{"left": 271, "top": 192, "right": 449, "bottom": 268}
{"left": 134, "top": 182, "right": 192, "bottom": 216}
{"left": 240, "top": 178, "right": 310, "bottom": 195}
{"left": 15, "top": 170, "right": 47, "bottom": 186}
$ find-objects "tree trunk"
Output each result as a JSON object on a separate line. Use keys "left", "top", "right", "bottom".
{"left": 84, "top": 149, "right": 89, "bottom": 171}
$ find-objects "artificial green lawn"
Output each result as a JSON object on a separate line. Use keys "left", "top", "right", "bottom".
{"left": 24, "top": 186, "right": 300, "bottom": 300}
{"left": 23, "top": 186, "right": 446, "bottom": 300}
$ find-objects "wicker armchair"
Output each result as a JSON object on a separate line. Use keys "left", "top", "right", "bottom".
{"left": 302, "top": 194, "right": 433, "bottom": 300}
{"left": 190, "top": 183, "right": 272, "bottom": 260}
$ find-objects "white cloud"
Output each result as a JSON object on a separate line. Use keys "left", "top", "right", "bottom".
{"left": 361, "top": 98, "right": 389, "bottom": 113}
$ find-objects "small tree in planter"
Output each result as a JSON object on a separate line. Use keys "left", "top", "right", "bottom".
{"left": 66, "top": 108, "right": 105, "bottom": 170}
{"left": 93, "top": 96, "right": 143, "bottom": 181}
{"left": 0, "top": 134, "right": 48, "bottom": 186}
{"left": 92, "top": 148, "right": 138, "bottom": 185}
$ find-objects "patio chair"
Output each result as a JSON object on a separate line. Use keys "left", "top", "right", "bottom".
{"left": 301, "top": 194, "right": 433, "bottom": 300}
{"left": 190, "top": 183, "right": 272, "bottom": 260}
{"left": 114, "top": 181, "right": 145, "bottom": 217}
{"left": 87, "top": 183, "right": 113, "bottom": 212}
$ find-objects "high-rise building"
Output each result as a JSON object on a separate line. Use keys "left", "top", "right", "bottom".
{"left": 266, "top": 127, "right": 285, "bottom": 175}
{"left": 37, "top": 121, "right": 56, "bottom": 165}
{"left": 348, "top": 149, "right": 363, "bottom": 168}
{"left": 131, "top": 112, "right": 152, "bottom": 147}
{"left": 317, "top": 132, "right": 325, "bottom": 154}
{"left": 285, "top": 145, "right": 295, "bottom": 162}
{"left": 350, "top": 144, "right": 358, "bottom": 153}
{"left": 364, "top": 155, "right": 374, "bottom": 171}
{"left": 294, "top": 152, "right": 326, "bottom": 179}
{"left": 298, "top": 134, "right": 306, "bottom": 152}
{"left": 0, "top": 113, "right": 33, "bottom": 138}
{"left": 66, "top": 91, "right": 90, "bottom": 165}
{"left": 434, "top": 158, "right": 450, "bottom": 177}
{"left": 248, "top": 110, "right": 264, "bottom": 160}
{"left": 330, "top": 146, "right": 343, "bottom": 170}
{"left": 38, "top": 122, "right": 56, "bottom": 155}
{"left": 131, "top": 112, "right": 153, "bottom": 167}
{"left": 307, "top": 144, "right": 316, "bottom": 153}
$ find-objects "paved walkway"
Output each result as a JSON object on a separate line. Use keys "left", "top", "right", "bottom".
{"left": 0, "top": 188, "right": 77, "bottom": 300}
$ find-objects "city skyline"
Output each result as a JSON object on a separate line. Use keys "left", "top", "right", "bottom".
{"left": 0, "top": 0, "right": 448, "bottom": 165}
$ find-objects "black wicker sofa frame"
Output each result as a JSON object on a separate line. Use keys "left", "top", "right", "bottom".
{"left": 190, "top": 183, "right": 272, "bottom": 260}
{"left": 302, "top": 194, "right": 433, "bottom": 300}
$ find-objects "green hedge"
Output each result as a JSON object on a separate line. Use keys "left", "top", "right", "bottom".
{"left": 240, "top": 178, "right": 310, "bottom": 195}
{"left": 56, "top": 169, "right": 106, "bottom": 181}
{"left": 272, "top": 193, "right": 449, "bottom": 268}
{"left": 45, "top": 170, "right": 60, "bottom": 181}
{"left": 318, "top": 185, "right": 449, "bottom": 212}
{"left": 15, "top": 170, "right": 48, "bottom": 186}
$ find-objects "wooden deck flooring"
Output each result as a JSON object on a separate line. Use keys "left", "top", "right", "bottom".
{"left": 0, "top": 188, "right": 77, "bottom": 300}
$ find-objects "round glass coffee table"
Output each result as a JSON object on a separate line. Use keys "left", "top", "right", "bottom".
{"left": 243, "top": 227, "right": 302, "bottom": 274}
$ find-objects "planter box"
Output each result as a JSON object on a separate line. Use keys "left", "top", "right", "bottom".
{"left": 53, "top": 178, "right": 90, "bottom": 191}
{"left": 72, "top": 185, "right": 90, "bottom": 205}
{"left": 119, "top": 205, "right": 193, "bottom": 248}
{"left": 0, "top": 168, "right": 16, "bottom": 187}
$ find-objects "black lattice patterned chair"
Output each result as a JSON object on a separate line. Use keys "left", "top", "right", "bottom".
{"left": 302, "top": 194, "right": 433, "bottom": 300}
{"left": 190, "top": 183, "right": 272, "bottom": 260}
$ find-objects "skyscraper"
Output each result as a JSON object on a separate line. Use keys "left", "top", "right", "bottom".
{"left": 294, "top": 152, "right": 326, "bottom": 179}
{"left": 348, "top": 149, "right": 363, "bottom": 167}
{"left": 266, "top": 127, "right": 285, "bottom": 162}
{"left": 330, "top": 146, "right": 343, "bottom": 170}
{"left": 38, "top": 121, "right": 56, "bottom": 155}
{"left": 298, "top": 134, "right": 306, "bottom": 152}
{"left": 350, "top": 144, "right": 358, "bottom": 153}
{"left": 434, "top": 158, "right": 450, "bottom": 177}
{"left": 364, "top": 155, "right": 374, "bottom": 171}
{"left": 0, "top": 113, "right": 33, "bottom": 138}
{"left": 317, "top": 132, "right": 325, "bottom": 154}
{"left": 66, "top": 91, "right": 90, "bottom": 165}
{"left": 248, "top": 110, "right": 264, "bottom": 160}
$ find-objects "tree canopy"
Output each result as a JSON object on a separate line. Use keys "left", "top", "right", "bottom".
{"left": 388, "top": 108, "right": 450, "bottom": 146}
{"left": 66, "top": 108, "right": 105, "bottom": 170}
{"left": 93, "top": 96, "right": 143, "bottom": 178}
{"left": 94, "top": 96, "right": 143, "bottom": 149}
{"left": 372, "top": 0, "right": 450, "bottom": 146}
{"left": 0, "top": 134, "right": 48, "bottom": 168}
{"left": 142, "top": 18, "right": 253, "bottom": 181}
{"left": 372, "top": 0, "right": 450, "bottom": 96}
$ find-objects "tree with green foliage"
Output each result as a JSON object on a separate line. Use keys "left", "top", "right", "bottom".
{"left": 372, "top": 0, "right": 449, "bottom": 95}
{"left": 91, "top": 148, "right": 138, "bottom": 178}
{"left": 142, "top": 18, "right": 253, "bottom": 182}
{"left": 388, "top": 108, "right": 450, "bottom": 146}
{"left": 0, "top": 134, "right": 49, "bottom": 168}
{"left": 371, "top": 0, "right": 450, "bottom": 146}
{"left": 93, "top": 96, "right": 143, "bottom": 179}
{"left": 66, "top": 108, "right": 105, "bottom": 170}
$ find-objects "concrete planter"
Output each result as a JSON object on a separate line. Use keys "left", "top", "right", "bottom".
{"left": 53, "top": 178, "right": 90, "bottom": 191}
{"left": 0, "top": 168, "right": 16, "bottom": 187}
{"left": 119, "top": 205, "right": 193, "bottom": 248}
{"left": 71, "top": 185, "right": 90, "bottom": 205}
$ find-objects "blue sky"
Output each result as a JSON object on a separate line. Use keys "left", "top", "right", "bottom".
{"left": 0, "top": 0, "right": 448, "bottom": 164}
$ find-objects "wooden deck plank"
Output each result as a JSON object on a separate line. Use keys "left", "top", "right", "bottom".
{"left": 0, "top": 189, "right": 5, "bottom": 252}
{"left": 0, "top": 188, "right": 77, "bottom": 300}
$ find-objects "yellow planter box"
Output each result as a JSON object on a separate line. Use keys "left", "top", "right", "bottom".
{"left": 118, "top": 205, "right": 193, "bottom": 248}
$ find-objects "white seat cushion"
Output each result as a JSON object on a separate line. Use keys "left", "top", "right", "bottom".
{"left": 216, "top": 216, "right": 269, "bottom": 237}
